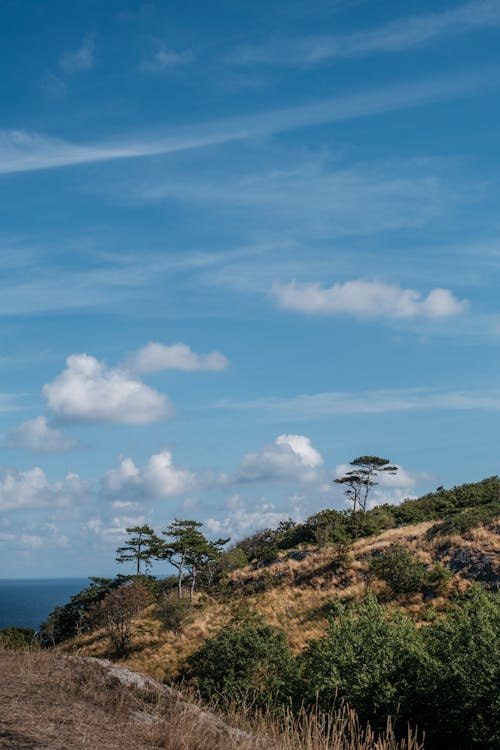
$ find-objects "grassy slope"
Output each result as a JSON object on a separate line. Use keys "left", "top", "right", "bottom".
{"left": 0, "top": 650, "right": 423, "bottom": 750}
{"left": 66, "top": 517, "right": 499, "bottom": 684}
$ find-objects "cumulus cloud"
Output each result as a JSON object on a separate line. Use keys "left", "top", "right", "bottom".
{"left": 204, "top": 494, "right": 296, "bottom": 537}
{"left": 0, "top": 467, "right": 88, "bottom": 511}
{"left": 60, "top": 33, "right": 96, "bottom": 74}
{"left": 101, "top": 450, "right": 196, "bottom": 501}
{"left": 43, "top": 354, "right": 171, "bottom": 424}
{"left": 127, "top": 341, "right": 229, "bottom": 374}
{"left": 5, "top": 416, "right": 78, "bottom": 453}
{"left": 237, "top": 434, "right": 323, "bottom": 483}
{"left": 273, "top": 279, "right": 467, "bottom": 319}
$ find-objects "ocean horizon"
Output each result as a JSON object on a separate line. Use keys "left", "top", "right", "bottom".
{"left": 0, "top": 578, "right": 89, "bottom": 631}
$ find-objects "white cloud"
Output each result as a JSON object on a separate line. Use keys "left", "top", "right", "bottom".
{"left": 0, "top": 70, "right": 495, "bottom": 174}
{"left": 273, "top": 279, "right": 467, "bottom": 319}
{"left": 84, "top": 514, "right": 146, "bottom": 539}
{"left": 0, "top": 467, "right": 88, "bottom": 511}
{"left": 6, "top": 416, "right": 78, "bottom": 453}
{"left": 101, "top": 450, "right": 196, "bottom": 500}
{"left": 59, "top": 33, "right": 96, "bottom": 74}
{"left": 43, "top": 354, "right": 172, "bottom": 424}
{"left": 231, "top": 1, "right": 500, "bottom": 65}
{"left": 237, "top": 434, "right": 323, "bottom": 483}
{"left": 141, "top": 47, "right": 193, "bottom": 72}
{"left": 127, "top": 341, "right": 229, "bottom": 374}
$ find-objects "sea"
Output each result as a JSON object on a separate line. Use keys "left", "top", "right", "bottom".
{"left": 0, "top": 578, "right": 89, "bottom": 631}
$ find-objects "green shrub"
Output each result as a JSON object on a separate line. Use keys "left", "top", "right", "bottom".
{"left": 428, "top": 500, "right": 500, "bottom": 538}
{"left": 184, "top": 611, "right": 294, "bottom": 707}
{"left": 234, "top": 529, "right": 279, "bottom": 565}
{"left": 369, "top": 544, "right": 429, "bottom": 594}
{"left": 303, "top": 509, "right": 350, "bottom": 545}
{"left": 418, "top": 586, "right": 500, "bottom": 749}
{"left": 0, "top": 626, "right": 37, "bottom": 650}
{"left": 295, "top": 595, "right": 424, "bottom": 729}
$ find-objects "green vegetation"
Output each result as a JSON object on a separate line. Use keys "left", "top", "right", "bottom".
{"left": 229, "top": 475, "right": 500, "bottom": 560}
{"left": 0, "top": 626, "right": 37, "bottom": 650}
{"left": 369, "top": 544, "right": 430, "bottom": 594}
{"left": 186, "top": 610, "right": 294, "bottom": 707}
{"left": 40, "top": 575, "right": 135, "bottom": 645}
{"left": 183, "top": 587, "right": 499, "bottom": 749}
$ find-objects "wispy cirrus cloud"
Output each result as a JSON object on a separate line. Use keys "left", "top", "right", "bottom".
{"left": 1, "top": 69, "right": 498, "bottom": 175}
{"left": 273, "top": 279, "right": 467, "bottom": 319}
{"left": 230, "top": 0, "right": 500, "bottom": 66}
{"left": 140, "top": 46, "right": 193, "bottom": 72}
{"left": 214, "top": 387, "right": 500, "bottom": 419}
{"left": 59, "top": 33, "right": 96, "bottom": 74}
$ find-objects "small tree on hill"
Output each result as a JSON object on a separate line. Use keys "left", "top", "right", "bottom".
{"left": 157, "top": 519, "right": 227, "bottom": 601}
{"left": 158, "top": 519, "right": 202, "bottom": 600}
{"left": 91, "top": 580, "right": 151, "bottom": 656}
{"left": 116, "top": 525, "right": 161, "bottom": 576}
{"left": 185, "top": 534, "right": 229, "bottom": 603}
{"left": 335, "top": 456, "right": 398, "bottom": 514}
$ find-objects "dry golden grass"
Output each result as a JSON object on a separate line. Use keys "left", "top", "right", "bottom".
{"left": 0, "top": 650, "right": 424, "bottom": 750}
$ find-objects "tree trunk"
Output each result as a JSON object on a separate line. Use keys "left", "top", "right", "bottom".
{"left": 189, "top": 566, "right": 196, "bottom": 605}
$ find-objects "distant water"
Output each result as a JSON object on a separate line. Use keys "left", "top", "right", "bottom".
{"left": 0, "top": 578, "right": 89, "bottom": 631}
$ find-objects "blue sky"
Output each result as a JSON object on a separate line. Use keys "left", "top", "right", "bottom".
{"left": 1, "top": 0, "right": 499, "bottom": 577}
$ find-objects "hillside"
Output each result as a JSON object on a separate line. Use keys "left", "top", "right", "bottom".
{"left": 65, "top": 515, "right": 499, "bottom": 683}
{"left": 0, "top": 650, "right": 422, "bottom": 750}
{"left": 3, "top": 477, "right": 499, "bottom": 750}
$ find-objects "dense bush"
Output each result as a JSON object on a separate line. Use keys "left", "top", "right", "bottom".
{"left": 235, "top": 529, "right": 280, "bottom": 565}
{"left": 296, "top": 596, "right": 424, "bottom": 728}
{"left": 298, "top": 588, "right": 500, "bottom": 749}
{"left": 369, "top": 544, "right": 429, "bottom": 594}
{"left": 417, "top": 586, "right": 500, "bottom": 749}
{"left": 185, "top": 610, "right": 294, "bottom": 706}
{"left": 182, "top": 589, "right": 499, "bottom": 749}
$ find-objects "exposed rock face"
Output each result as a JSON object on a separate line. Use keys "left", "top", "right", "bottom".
{"left": 437, "top": 547, "right": 499, "bottom": 591}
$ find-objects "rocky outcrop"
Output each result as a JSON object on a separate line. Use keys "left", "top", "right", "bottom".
{"left": 437, "top": 547, "right": 499, "bottom": 591}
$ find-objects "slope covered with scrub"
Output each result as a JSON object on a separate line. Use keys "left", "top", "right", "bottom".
{"left": 66, "top": 513, "right": 499, "bottom": 683}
